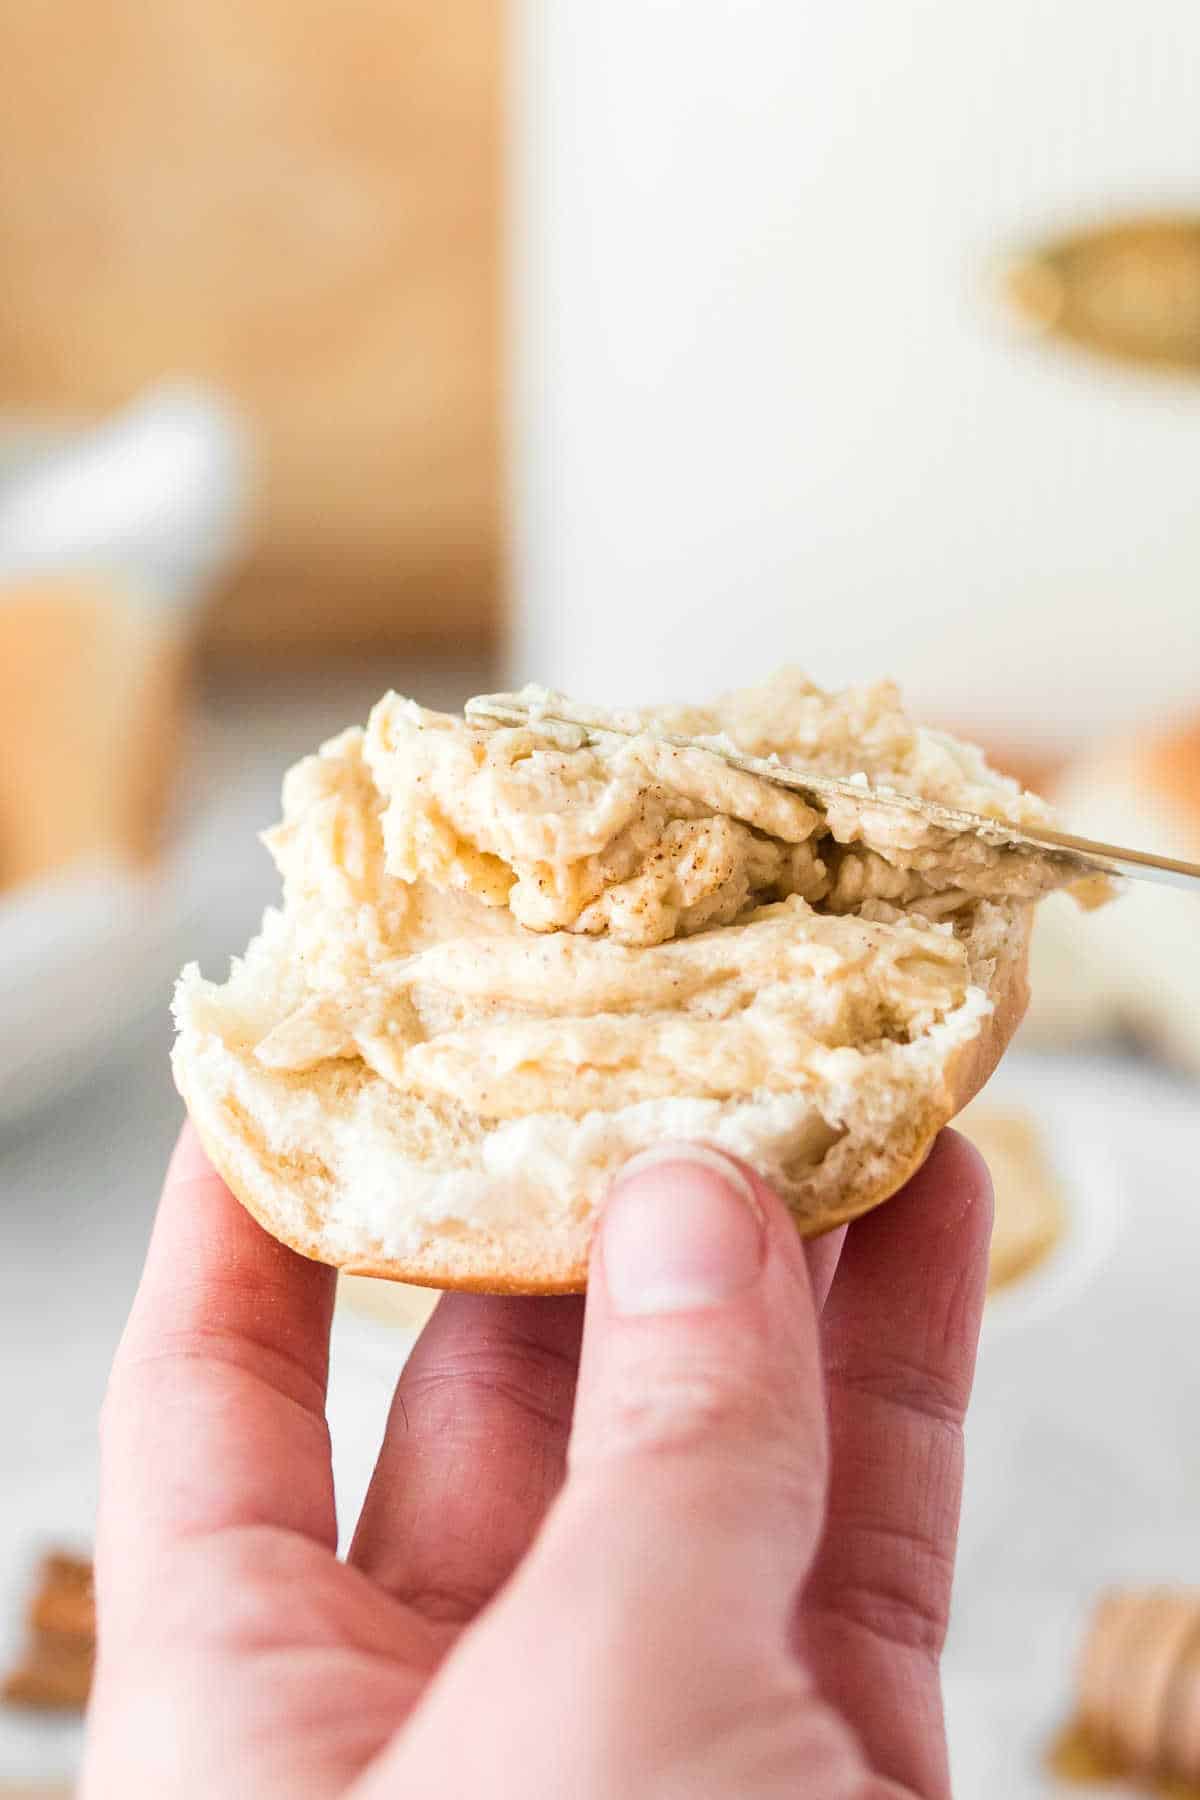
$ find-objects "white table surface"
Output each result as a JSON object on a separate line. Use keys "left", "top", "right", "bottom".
{"left": 948, "top": 1050, "right": 1200, "bottom": 1796}
{"left": 1, "top": 659, "right": 1197, "bottom": 1794}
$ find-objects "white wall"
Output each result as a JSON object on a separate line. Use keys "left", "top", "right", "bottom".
{"left": 513, "top": 2, "right": 1200, "bottom": 748}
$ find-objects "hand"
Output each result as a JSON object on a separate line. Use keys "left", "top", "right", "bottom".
{"left": 83, "top": 1124, "right": 991, "bottom": 1798}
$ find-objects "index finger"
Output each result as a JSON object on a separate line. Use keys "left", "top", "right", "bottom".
{"left": 96, "top": 1123, "right": 337, "bottom": 1631}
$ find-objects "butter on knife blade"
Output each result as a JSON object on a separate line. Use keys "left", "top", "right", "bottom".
{"left": 465, "top": 692, "right": 1200, "bottom": 898}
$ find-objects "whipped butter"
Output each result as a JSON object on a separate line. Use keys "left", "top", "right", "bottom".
{"left": 250, "top": 671, "right": 1056, "bottom": 1125}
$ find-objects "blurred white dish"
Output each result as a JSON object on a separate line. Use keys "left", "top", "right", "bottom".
{"left": 0, "top": 702, "right": 289, "bottom": 1129}
{"left": 0, "top": 386, "right": 251, "bottom": 1126}
{"left": 980, "top": 1095, "right": 1125, "bottom": 1340}
{"left": 0, "top": 384, "right": 250, "bottom": 603}
{"left": 1, "top": 863, "right": 180, "bottom": 1126}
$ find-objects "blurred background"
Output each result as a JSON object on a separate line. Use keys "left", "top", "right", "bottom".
{"left": 1, "top": 4, "right": 1198, "bottom": 1793}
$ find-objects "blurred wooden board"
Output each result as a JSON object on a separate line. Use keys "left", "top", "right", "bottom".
{"left": 0, "top": 581, "right": 185, "bottom": 892}
{"left": 0, "top": 0, "right": 501, "bottom": 660}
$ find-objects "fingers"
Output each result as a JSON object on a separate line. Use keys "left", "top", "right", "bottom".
{"left": 549, "top": 1145, "right": 829, "bottom": 1658}
{"left": 349, "top": 1293, "right": 582, "bottom": 1627}
{"left": 97, "top": 1124, "right": 336, "bottom": 1637}
{"left": 800, "top": 1129, "right": 993, "bottom": 1799}
{"left": 357, "top": 1148, "right": 852, "bottom": 1800}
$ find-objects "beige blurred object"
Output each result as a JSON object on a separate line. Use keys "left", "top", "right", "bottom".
{"left": 1006, "top": 213, "right": 1200, "bottom": 376}
{"left": 1049, "top": 1588, "right": 1200, "bottom": 1791}
{"left": 956, "top": 1101, "right": 1066, "bottom": 1294}
{"left": 0, "top": 0, "right": 501, "bottom": 660}
{"left": 0, "top": 579, "right": 186, "bottom": 892}
{"left": 337, "top": 1273, "right": 439, "bottom": 1334}
{"left": 1023, "top": 714, "right": 1200, "bottom": 1071}
{"left": 1, "top": 1552, "right": 94, "bottom": 1714}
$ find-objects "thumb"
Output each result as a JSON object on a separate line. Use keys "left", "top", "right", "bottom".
{"left": 365, "top": 1149, "right": 853, "bottom": 1800}
{"left": 560, "top": 1144, "right": 830, "bottom": 1651}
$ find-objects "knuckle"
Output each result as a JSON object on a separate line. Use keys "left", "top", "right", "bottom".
{"left": 594, "top": 1363, "right": 766, "bottom": 1458}
{"left": 402, "top": 1337, "right": 576, "bottom": 1441}
{"left": 102, "top": 1325, "right": 329, "bottom": 1432}
{"left": 706, "top": 1676, "right": 873, "bottom": 1791}
{"left": 827, "top": 1348, "right": 968, "bottom": 1431}
{"left": 393, "top": 1580, "right": 488, "bottom": 1628}
{"left": 810, "top": 1579, "right": 949, "bottom": 1659}
{"left": 202, "top": 1567, "right": 281, "bottom": 1651}
{"left": 573, "top": 1357, "right": 823, "bottom": 1514}
{"left": 171, "top": 1528, "right": 318, "bottom": 1652}
{"left": 808, "top": 1518, "right": 956, "bottom": 1658}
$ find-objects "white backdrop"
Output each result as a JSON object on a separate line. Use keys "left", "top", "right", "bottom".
{"left": 513, "top": 2, "right": 1200, "bottom": 748}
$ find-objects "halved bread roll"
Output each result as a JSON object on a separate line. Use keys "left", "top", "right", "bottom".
{"left": 173, "top": 670, "right": 1067, "bottom": 1292}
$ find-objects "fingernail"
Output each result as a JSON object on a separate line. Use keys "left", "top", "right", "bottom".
{"left": 603, "top": 1144, "right": 766, "bottom": 1317}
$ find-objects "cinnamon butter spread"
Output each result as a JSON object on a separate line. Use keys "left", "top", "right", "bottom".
{"left": 247, "top": 672, "right": 1060, "bottom": 1124}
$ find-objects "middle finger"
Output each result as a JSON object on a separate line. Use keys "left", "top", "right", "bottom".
{"left": 349, "top": 1293, "right": 582, "bottom": 1629}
